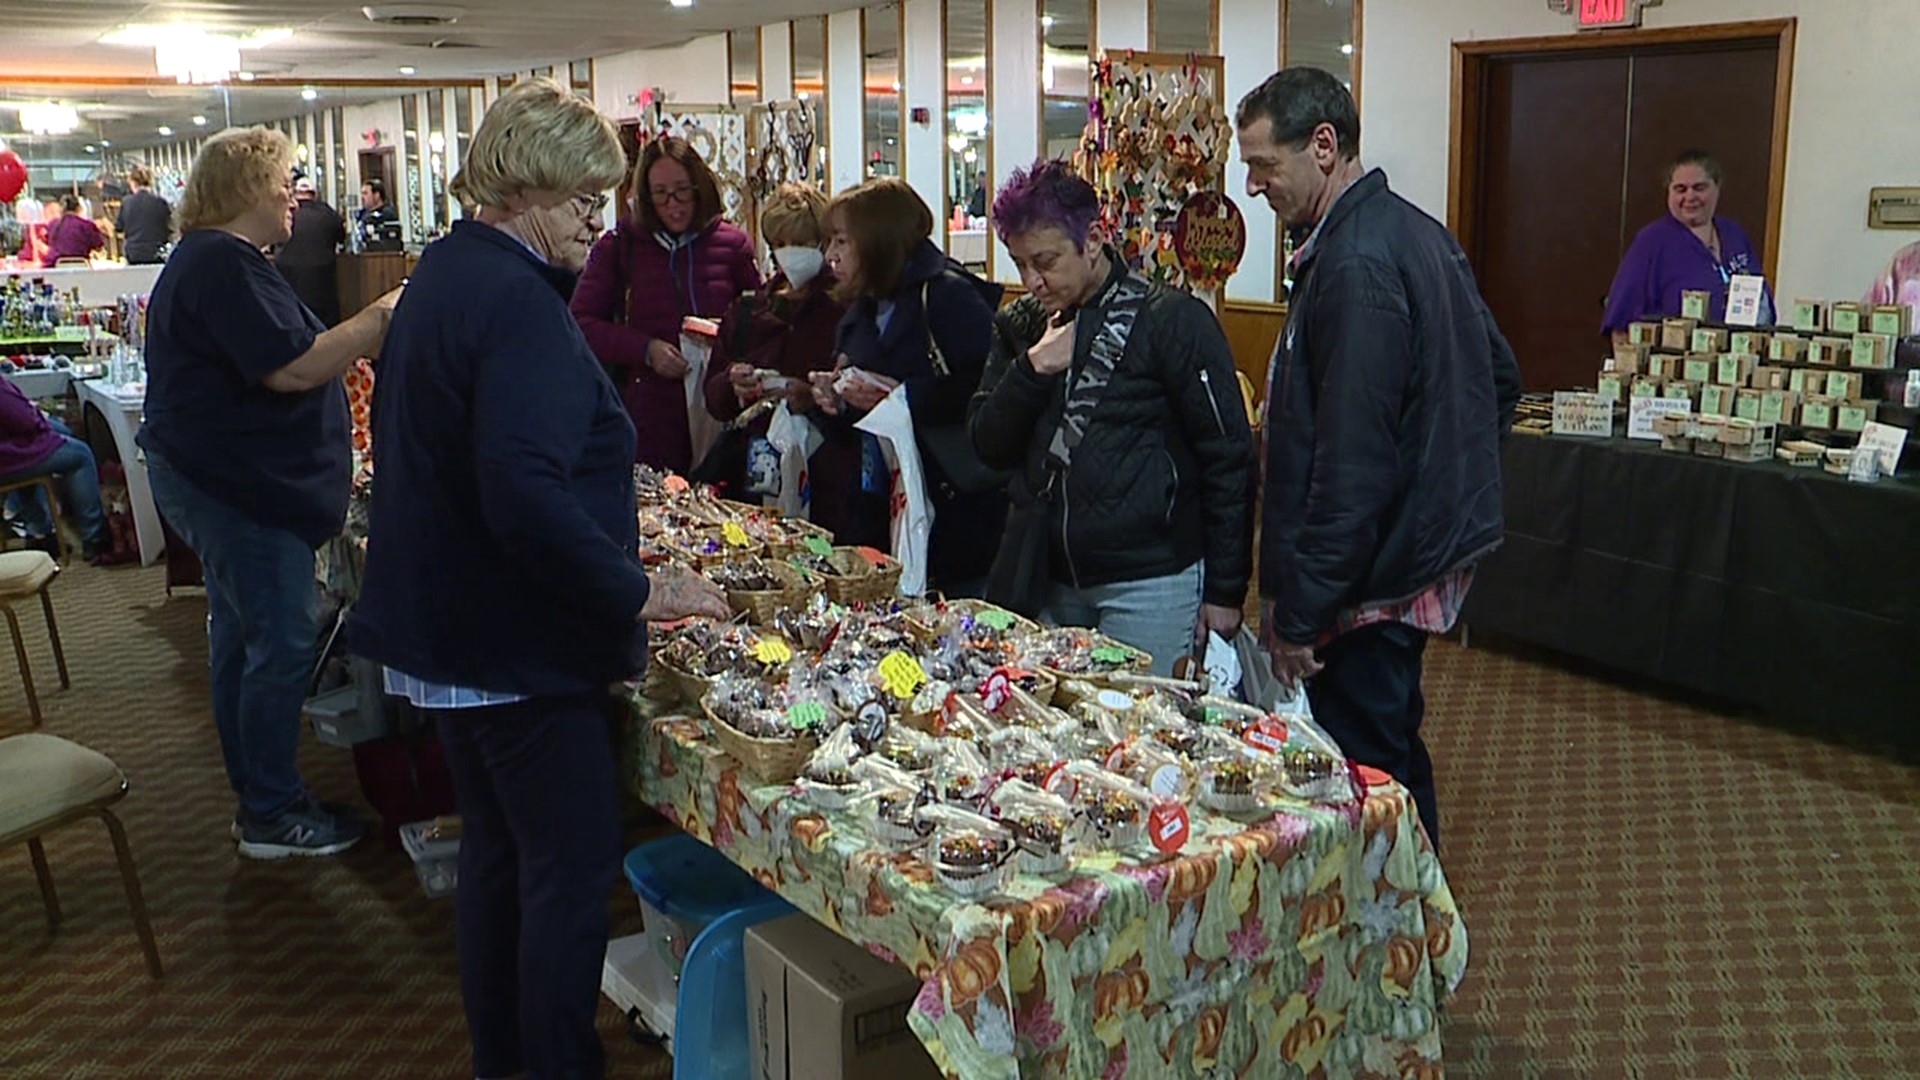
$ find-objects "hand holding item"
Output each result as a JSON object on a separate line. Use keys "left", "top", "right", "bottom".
{"left": 809, "top": 370, "right": 843, "bottom": 416}
{"left": 727, "top": 362, "right": 763, "bottom": 405}
{"left": 638, "top": 564, "right": 730, "bottom": 622}
{"left": 836, "top": 367, "right": 900, "bottom": 412}
{"left": 1258, "top": 599, "right": 1323, "bottom": 690}
{"left": 1027, "top": 316, "right": 1077, "bottom": 376}
{"left": 1194, "top": 602, "right": 1244, "bottom": 649}
{"left": 648, "top": 338, "right": 689, "bottom": 379}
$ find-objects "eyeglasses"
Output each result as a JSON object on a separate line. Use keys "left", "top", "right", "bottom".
{"left": 572, "top": 192, "right": 610, "bottom": 216}
{"left": 649, "top": 186, "right": 698, "bottom": 206}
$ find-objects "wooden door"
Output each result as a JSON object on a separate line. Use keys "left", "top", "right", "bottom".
{"left": 1476, "top": 53, "right": 1631, "bottom": 394}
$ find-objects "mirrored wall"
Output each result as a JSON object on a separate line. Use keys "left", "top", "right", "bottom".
{"left": 1042, "top": 0, "right": 1091, "bottom": 162}
{"left": 794, "top": 17, "right": 830, "bottom": 172}
{"left": 946, "top": 0, "right": 988, "bottom": 267}
{"left": 864, "top": 4, "right": 902, "bottom": 180}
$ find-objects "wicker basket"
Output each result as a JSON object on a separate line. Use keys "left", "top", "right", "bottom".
{"left": 764, "top": 518, "right": 837, "bottom": 560}
{"left": 1039, "top": 632, "right": 1153, "bottom": 694}
{"left": 906, "top": 598, "right": 1040, "bottom": 644}
{"left": 818, "top": 548, "right": 903, "bottom": 606}
{"left": 669, "top": 530, "right": 758, "bottom": 570}
{"left": 651, "top": 655, "right": 714, "bottom": 705}
{"left": 724, "top": 561, "right": 817, "bottom": 625}
{"left": 703, "top": 702, "right": 818, "bottom": 782}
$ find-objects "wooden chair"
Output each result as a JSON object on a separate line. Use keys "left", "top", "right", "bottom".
{"left": 0, "top": 551, "right": 69, "bottom": 727}
{"left": 0, "top": 732, "right": 163, "bottom": 978}
{"left": 0, "top": 475, "right": 67, "bottom": 564}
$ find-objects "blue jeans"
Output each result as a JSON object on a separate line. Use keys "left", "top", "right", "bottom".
{"left": 0, "top": 423, "right": 108, "bottom": 548}
{"left": 147, "top": 452, "right": 318, "bottom": 820}
{"left": 1042, "top": 561, "right": 1204, "bottom": 677}
{"left": 435, "top": 695, "right": 620, "bottom": 1080}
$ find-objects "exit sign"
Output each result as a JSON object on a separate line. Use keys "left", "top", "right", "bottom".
{"left": 1554, "top": 0, "right": 1652, "bottom": 30}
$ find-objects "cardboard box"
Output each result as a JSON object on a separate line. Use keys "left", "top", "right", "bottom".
{"left": 1807, "top": 337, "right": 1851, "bottom": 366}
{"left": 1664, "top": 381, "right": 1700, "bottom": 408}
{"left": 1648, "top": 354, "right": 1679, "bottom": 380}
{"left": 745, "top": 915, "right": 943, "bottom": 1080}
{"left": 1825, "top": 371, "right": 1865, "bottom": 400}
{"left": 1611, "top": 344, "right": 1648, "bottom": 375}
{"left": 1730, "top": 330, "right": 1771, "bottom": 356}
{"left": 1871, "top": 305, "right": 1912, "bottom": 337}
{"left": 1721, "top": 418, "right": 1777, "bottom": 463}
{"left": 1828, "top": 301, "right": 1864, "bottom": 335}
{"left": 1752, "top": 366, "right": 1790, "bottom": 391}
{"left": 1681, "top": 289, "right": 1711, "bottom": 321}
{"left": 1596, "top": 373, "right": 1624, "bottom": 405}
{"left": 1800, "top": 396, "right": 1835, "bottom": 430}
{"left": 1631, "top": 375, "right": 1664, "bottom": 398}
{"left": 1836, "top": 400, "right": 1880, "bottom": 433}
{"left": 1700, "top": 383, "right": 1734, "bottom": 417}
{"left": 1715, "top": 354, "right": 1755, "bottom": 387}
{"left": 1788, "top": 368, "right": 1817, "bottom": 396}
{"left": 1850, "top": 332, "right": 1895, "bottom": 370}
{"left": 1759, "top": 389, "right": 1799, "bottom": 426}
{"left": 1769, "top": 334, "right": 1807, "bottom": 362}
{"left": 1690, "top": 415, "right": 1727, "bottom": 457}
{"left": 1791, "top": 299, "right": 1825, "bottom": 333}
{"left": 1733, "top": 388, "right": 1762, "bottom": 421}
{"left": 1628, "top": 321, "right": 1662, "bottom": 348}
{"left": 1683, "top": 356, "right": 1715, "bottom": 384}
{"left": 1691, "top": 327, "right": 1730, "bottom": 354}
{"left": 1661, "top": 318, "right": 1699, "bottom": 352}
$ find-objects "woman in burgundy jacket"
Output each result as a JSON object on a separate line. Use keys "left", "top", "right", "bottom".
{"left": 571, "top": 137, "right": 759, "bottom": 471}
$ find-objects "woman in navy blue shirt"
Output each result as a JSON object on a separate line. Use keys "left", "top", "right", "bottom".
{"left": 141, "top": 127, "right": 400, "bottom": 860}
{"left": 349, "top": 80, "right": 726, "bottom": 1080}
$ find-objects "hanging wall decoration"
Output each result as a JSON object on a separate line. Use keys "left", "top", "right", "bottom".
{"left": 622, "top": 100, "right": 753, "bottom": 226}
{"left": 1077, "top": 50, "right": 1235, "bottom": 294}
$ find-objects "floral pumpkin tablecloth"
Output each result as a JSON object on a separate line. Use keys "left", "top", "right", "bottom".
{"left": 630, "top": 692, "right": 1468, "bottom": 1080}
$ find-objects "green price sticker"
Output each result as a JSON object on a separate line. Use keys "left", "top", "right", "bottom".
{"left": 804, "top": 536, "right": 833, "bottom": 557}
{"left": 785, "top": 701, "right": 828, "bottom": 731}
{"left": 975, "top": 609, "right": 1014, "bottom": 631}
{"left": 1091, "top": 645, "right": 1131, "bottom": 665}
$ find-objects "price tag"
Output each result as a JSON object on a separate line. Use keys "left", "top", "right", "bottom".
{"left": 1090, "top": 645, "right": 1131, "bottom": 666}
{"left": 1355, "top": 764, "right": 1392, "bottom": 790}
{"left": 804, "top": 536, "right": 834, "bottom": 557}
{"left": 1095, "top": 689, "right": 1135, "bottom": 712}
{"left": 975, "top": 609, "right": 1015, "bottom": 631}
{"left": 1043, "top": 767, "right": 1076, "bottom": 799}
{"left": 854, "top": 545, "right": 889, "bottom": 567}
{"left": 878, "top": 651, "right": 928, "bottom": 700}
{"left": 721, "top": 522, "right": 752, "bottom": 548}
{"left": 784, "top": 701, "right": 828, "bottom": 731}
{"left": 1243, "top": 716, "right": 1289, "bottom": 754}
{"left": 664, "top": 475, "right": 691, "bottom": 493}
{"left": 980, "top": 670, "right": 1014, "bottom": 711}
{"left": 1147, "top": 802, "right": 1191, "bottom": 854}
{"left": 752, "top": 639, "right": 793, "bottom": 665}
{"left": 1146, "top": 764, "right": 1184, "bottom": 799}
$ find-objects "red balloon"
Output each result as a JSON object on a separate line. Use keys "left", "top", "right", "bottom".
{"left": 0, "top": 150, "right": 25, "bottom": 204}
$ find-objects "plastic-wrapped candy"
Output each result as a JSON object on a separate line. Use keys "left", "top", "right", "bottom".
{"left": 1018, "top": 628, "right": 1148, "bottom": 676}
{"left": 986, "top": 778, "right": 1076, "bottom": 875}
{"left": 852, "top": 757, "right": 933, "bottom": 850}
{"left": 1190, "top": 728, "right": 1283, "bottom": 815}
{"left": 984, "top": 726, "right": 1067, "bottom": 790}
{"left": 1104, "top": 737, "right": 1196, "bottom": 801}
{"left": 876, "top": 724, "right": 939, "bottom": 774}
{"left": 771, "top": 595, "right": 845, "bottom": 652}
{"left": 799, "top": 725, "right": 864, "bottom": 808}
{"left": 930, "top": 739, "right": 994, "bottom": 807}
{"left": 1277, "top": 748, "right": 1355, "bottom": 804}
{"left": 1059, "top": 762, "right": 1154, "bottom": 852}
{"left": 707, "top": 557, "right": 789, "bottom": 593}
{"left": 918, "top": 804, "right": 1015, "bottom": 899}
{"left": 703, "top": 671, "right": 827, "bottom": 741}
{"left": 657, "top": 621, "right": 790, "bottom": 681}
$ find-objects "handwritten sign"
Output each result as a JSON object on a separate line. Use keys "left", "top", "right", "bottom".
{"left": 1629, "top": 396, "right": 1693, "bottom": 441}
{"left": 1857, "top": 421, "right": 1909, "bottom": 476}
{"left": 1170, "top": 192, "right": 1247, "bottom": 291}
{"left": 752, "top": 638, "right": 793, "bottom": 665}
{"left": 1726, "top": 274, "right": 1767, "bottom": 327}
{"left": 878, "top": 651, "right": 928, "bottom": 700}
{"left": 1551, "top": 391, "right": 1613, "bottom": 437}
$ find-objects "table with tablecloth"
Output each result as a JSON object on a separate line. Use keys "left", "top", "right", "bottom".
{"left": 629, "top": 690, "right": 1467, "bottom": 1080}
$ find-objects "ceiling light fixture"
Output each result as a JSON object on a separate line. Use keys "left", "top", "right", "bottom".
{"left": 399, "top": 65, "right": 417, "bottom": 75}
{"left": 192, "top": 115, "right": 208, "bottom": 126}
{"left": 101, "top": 24, "right": 292, "bottom": 84}
{"left": 1041, "top": 14, "right": 1055, "bottom": 28}
{"left": 301, "top": 87, "right": 319, "bottom": 101}
{"left": 947, "top": 134, "right": 967, "bottom": 153}
{"left": 960, "top": 75, "right": 974, "bottom": 85}
{"left": 238, "top": 70, "right": 256, "bottom": 81}
{"left": 19, "top": 102, "right": 80, "bottom": 135}
{"left": 1339, "top": 42, "right": 1354, "bottom": 55}
{"left": 669, "top": 0, "right": 694, "bottom": 8}
{"left": 157, "top": 125, "right": 174, "bottom": 136}
{"left": 100, "top": 139, "right": 112, "bottom": 147}
{"left": 84, "top": 144, "right": 97, "bottom": 153}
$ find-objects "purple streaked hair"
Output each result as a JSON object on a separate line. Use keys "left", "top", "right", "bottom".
{"left": 991, "top": 159, "right": 1101, "bottom": 249}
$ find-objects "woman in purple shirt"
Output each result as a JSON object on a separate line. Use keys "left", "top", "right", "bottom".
{"left": 1602, "top": 150, "right": 1771, "bottom": 346}
{"left": 42, "top": 194, "right": 104, "bottom": 266}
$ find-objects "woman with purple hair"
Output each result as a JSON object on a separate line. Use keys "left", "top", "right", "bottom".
{"left": 968, "top": 160, "right": 1254, "bottom": 675}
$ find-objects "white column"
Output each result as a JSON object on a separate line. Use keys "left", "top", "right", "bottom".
{"left": 989, "top": 0, "right": 1040, "bottom": 283}
{"left": 903, "top": 0, "right": 945, "bottom": 216}
{"left": 1220, "top": 0, "right": 1279, "bottom": 303}
{"left": 762, "top": 21, "right": 795, "bottom": 101}
{"left": 416, "top": 91, "right": 432, "bottom": 243}
{"left": 1094, "top": 0, "right": 1149, "bottom": 53}
{"left": 827, "top": 8, "right": 866, "bottom": 195}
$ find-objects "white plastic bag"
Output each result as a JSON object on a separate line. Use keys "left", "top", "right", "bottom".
{"left": 1229, "top": 626, "right": 1313, "bottom": 721}
{"left": 854, "top": 386, "right": 933, "bottom": 597}
{"left": 765, "top": 402, "right": 824, "bottom": 517}
{"left": 680, "top": 329, "right": 723, "bottom": 469}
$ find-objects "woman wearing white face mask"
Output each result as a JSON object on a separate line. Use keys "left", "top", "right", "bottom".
{"left": 700, "top": 183, "right": 862, "bottom": 531}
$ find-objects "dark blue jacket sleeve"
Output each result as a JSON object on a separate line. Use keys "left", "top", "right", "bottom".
{"left": 470, "top": 307, "right": 652, "bottom": 625}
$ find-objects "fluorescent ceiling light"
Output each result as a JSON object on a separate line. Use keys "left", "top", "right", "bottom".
{"left": 157, "top": 125, "right": 174, "bottom": 136}
{"left": 399, "top": 65, "right": 417, "bottom": 75}
{"left": 301, "top": 88, "right": 319, "bottom": 101}
{"left": 1340, "top": 42, "right": 1354, "bottom": 55}
{"left": 192, "top": 115, "right": 208, "bottom": 126}
{"left": 20, "top": 103, "right": 81, "bottom": 135}
{"left": 101, "top": 24, "right": 291, "bottom": 47}
{"left": 237, "top": 71, "right": 256, "bottom": 81}
{"left": 1041, "top": 14, "right": 1055, "bottom": 28}
{"left": 669, "top": 0, "right": 694, "bottom": 7}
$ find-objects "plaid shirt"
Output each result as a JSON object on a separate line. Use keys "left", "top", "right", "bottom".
{"left": 1323, "top": 567, "right": 1476, "bottom": 646}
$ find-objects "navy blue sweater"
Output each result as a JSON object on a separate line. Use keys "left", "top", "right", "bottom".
{"left": 348, "top": 221, "right": 652, "bottom": 697}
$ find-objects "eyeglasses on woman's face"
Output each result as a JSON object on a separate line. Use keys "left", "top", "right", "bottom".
{"left": 649, "top": 185, "right": 697, "bottom": 206}
{"left": 572, "top": 192, "right": 610, "bottom": 218}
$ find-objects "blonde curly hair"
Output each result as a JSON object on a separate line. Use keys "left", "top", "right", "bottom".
{"left": 760, "top": 182, "right": 829, "bottom": 248}
{"left": 451, "top": 78, "right": 625, "bottom": 211}
{"left": 180, "top": 128, "right": 293, "bottom": 233}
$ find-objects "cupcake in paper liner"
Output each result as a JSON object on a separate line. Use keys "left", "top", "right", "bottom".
{"left": 930, "top": 738, "right": 994, "bottom": 807}
{"left": 1192, "top": 730, "right": 1279, "bottom": 816}
{"left": 984, "top": 726, "right": 1068, "bottom": 791}
{"left": 987, "top": 778, "right": 1077, "bottom": 876}
{"left": 1105, "top": 737, "right": 1196, "bottom": 801}
{"left": 1061, "top": 762, "right": 1153, "bottom": 853}
{"left": 798, "top": 725, "right": 864, "bottom": 809}
{"left": 920, "top": 804, "right": 1015, "bottom": 899}
{"left": 853, "top": 757, "right": 933, "bottom": 850}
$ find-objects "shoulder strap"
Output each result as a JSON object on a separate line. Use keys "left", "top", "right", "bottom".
{"left": 1045, "top": 272, "right": 1152, "bottom": 473}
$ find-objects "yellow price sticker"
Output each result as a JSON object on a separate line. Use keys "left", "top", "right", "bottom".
{"left": 878, "top": 650, "right": 928, "bottom": 700}
{"left": 722, "top": 522, "right": 752, "bottom": 548}
{"left": 752, "top": 639, "right": 793, "bottom": 665}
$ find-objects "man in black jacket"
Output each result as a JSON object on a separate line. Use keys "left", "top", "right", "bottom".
{"left": 275, "top": 177, "right": 347, "bottom": 325}
{"left": 970, "top": 160, "right": 1254, "bottom": 676}
{"left": 1238, "top": 68, "right": 1521, "bottom": 848}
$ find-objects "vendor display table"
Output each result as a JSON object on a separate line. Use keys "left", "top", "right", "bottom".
{"left": 74, "top": 378, "right": 163, "bottom": 566}
{"left": 3, "top": 263, "right": 164, "bottom": 306}
{"left": 3, "top": 368, "right": 72, "bottom": 398}
{"left": 1466, "top": 434, "right": 1920, "bottom": 747}
{"left": 631, "top": 692, "right": 1466, "bottom": 1080}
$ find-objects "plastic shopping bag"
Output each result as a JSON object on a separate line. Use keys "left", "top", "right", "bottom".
{"left": 854, "top": 386, "right": 933, "bottom": 597}
{"left": 1226, "top": 626, "right": 1314, "bottom": 721}
{"left": 681, "top": 320, "right": 723, "bottom": 469}
{"left": 765, "top": 401, "right": 824, "bottom": 517}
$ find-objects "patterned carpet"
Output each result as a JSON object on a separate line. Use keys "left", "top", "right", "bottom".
{"left": 0, "top": 562, "right": 1914, "bottom": 1079}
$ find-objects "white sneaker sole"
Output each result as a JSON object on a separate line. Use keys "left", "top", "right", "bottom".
{"left": 236, "top": 835, "right": 362, "bottom": 860}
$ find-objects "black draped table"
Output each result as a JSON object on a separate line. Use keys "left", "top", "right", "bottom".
{"left": 1464, "top": 434, "right": 1920, "bottom": 749}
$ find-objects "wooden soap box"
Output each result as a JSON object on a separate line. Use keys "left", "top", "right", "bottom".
{"left": 1661, "top": 318, "right": 1700, "bottom": 353}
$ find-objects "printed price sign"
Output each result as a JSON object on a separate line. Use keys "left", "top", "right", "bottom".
{"left": 1147, "top": 802, "right": 1191, "bottom": 854}
{"left": 1628, "top": 396, "right": 1692, "bottom": 441}
{"left": 784, "top": 701, "right": 828, "bottom": 730}
{"left": 1243, "top": 716, "right": 1289, "bottom": 754}
{"left": 1551, "top": 391, "right": 1613, "bottom": 437}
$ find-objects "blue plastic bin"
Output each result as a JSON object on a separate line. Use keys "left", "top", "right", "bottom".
{"left": 624, "top": 834, "right": 768, "bottom": 980}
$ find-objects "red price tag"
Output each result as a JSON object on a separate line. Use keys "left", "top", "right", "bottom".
{"left": 1242, "top": 717, "right": 1289, "bottom": 754}
{"left": 1356, "top": 764, "right": 1393, "bottom": 790}
{"left": 1147, "top": 802, "right": 1190, "bottom": 854}
{"left": 1103, "top": 743, "right": 1129, "bottom": 772}
{"left": 854, "top": 545, "right": 889, "bottom": 567}
{"left": 980, "top": 670, "right": 1013, "bottom": 711}
{"left": 935, "top": 691, "right": 962, "bottom": 737}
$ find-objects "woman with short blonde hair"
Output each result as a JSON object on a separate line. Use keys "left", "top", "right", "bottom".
{"left": 351, "top": 78, "right": 725, "bottom": 1080}
{"left": 141, "top": 123, "right": 402, "bottom": 863}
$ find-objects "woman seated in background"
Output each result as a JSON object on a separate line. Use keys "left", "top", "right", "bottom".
{"left": 1603, "top": 149, "right": 1771, "bottom": 346}
{"left": 699, "top": 182, "right": 860, "bottom": 531}
{"left": 572, "top": 136, "right": 759, "bottom": 472}
{"left": 348, "top": 79, "right": 727, "bottom": 1080}
{"left": 1865, "top": 240, "right": 1920, "bottom": 326}
{"left": 809, "top": 177, "right": 1007, "bottom": 597}
{"left": 43, "top": 194, "right": 104, "bottom": 265}
{"left": 0, "top": 380, "right": 109, "bottom": 560}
